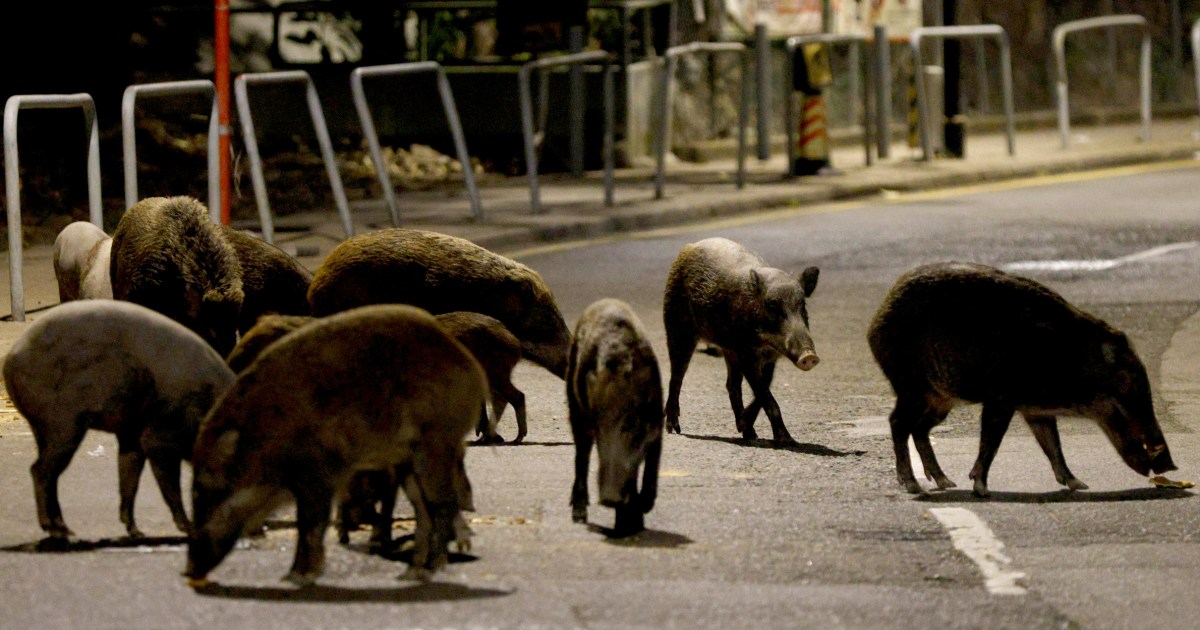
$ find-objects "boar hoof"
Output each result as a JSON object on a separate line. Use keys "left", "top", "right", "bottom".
{"left": 283, "top": 571, "right": 318, "bottom": 588}
{"left": 613, "top": 507, "right": 644, "bottom": 537}
{"left": 400, "top": 566, "right": 434, "bottom": 582}
{"left": 1064, "top": 478, "right": 1088, "bottom": 491}
{"left": 740, "top": 427, "right": 758, "bottom": 442}
{"left": 666, "top": 419, "right": 681, "bottom": 435}
{"left": 571, "top": 506, "right": 588, "bottom": 524}
{"left": 901, "top": 478, "right": 925, "bottom": 495}
{"left": 126, "top": 527, "right": 146, "bottom": 540}
{"left": 971, "top": 480, "right": 991, "bottom": 498}
{"left": 933, "top": 475, "right": 957, "bottom": 490}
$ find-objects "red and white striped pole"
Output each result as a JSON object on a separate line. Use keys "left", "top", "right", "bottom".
{"left": 214, "top": 0, "right": 232, "bottom": 225}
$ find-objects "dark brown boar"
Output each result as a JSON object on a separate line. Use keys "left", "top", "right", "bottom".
{"left": 568, "top": 298, "right": 664, "bottom": 536}
{"left": 436, "top": 311, "right": 527, "bottom": 444}
{"left": 663, "top": 237, "right": 820, "bottom": 444}
{"left": 224, "top": 314, "right": 315, "bottom": 374}
{"left": 307, "top": 228, "right": 570, "bottom": 379}
{"left": 220, "top": 226, "right": 313, "bottom": 335}
{"left": 110, "top": 196, "right": 243, "bottom": 356}
{"left": 3, "top": 300, "right": 235, "bottom": 540}
{"left": 867, "top": 261, "right": 1177, "bottom": 496}
{"left": 186, "top": 304, "right": 484, "bottom": 586}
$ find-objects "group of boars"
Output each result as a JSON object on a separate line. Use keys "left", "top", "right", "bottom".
{"left": 1, "top": 195, "right": 1184, "bottom": 588}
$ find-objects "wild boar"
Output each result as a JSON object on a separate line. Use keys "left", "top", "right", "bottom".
{"left": 436, "top": 311, "right": 527, "bottom": 444}
{"left": 186, "top": 304, "right": 484, "bottom": 586}
{"left": 307, "top": 228, "right": 570, "bottom": 379}
{"left": 224, "top": 314, "right": 315, "bottom": 374}
{"left": 867, "top": 261, "right": 1177, "bottom": 496}
{"left": 663, "top": 237, "right": 820, "bottom": 444}
{"left": 567, "top": 298, "right": 664, "bottom": 536}
{"left": 2, "top": 300, "right": 235, "bottom": 539}
{"left": 110, "top": 196, "right": 244, "bottom": 355}
{"left": 220, "top": 226, "right": 312, "bottom": 335}
{"left": 52, "top": 221, "right": 112, "bottom": 301}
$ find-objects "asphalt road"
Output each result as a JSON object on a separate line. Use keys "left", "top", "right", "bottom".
{"left": 2, "top": 162, "right": 1199, "bottom": 629}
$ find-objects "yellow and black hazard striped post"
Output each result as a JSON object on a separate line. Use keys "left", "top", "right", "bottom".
{"left": 791, "top": 43, "right": 835, "bottom": 176}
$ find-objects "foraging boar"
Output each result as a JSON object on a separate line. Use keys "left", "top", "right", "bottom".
{"left": 436, "top": 312, "right": 527, "bottom": 444}
{"left": 110, "top": 196, "right": 244, "bottom": 356}
{"left": 867, "top": 262, "right": 1177, "bottom": 496}
{"left": 52, "top": 221, "right": 112, "bottom": 301}
{"left": 2, "top": 300, "right": 235, "bottom": 539}
{"left": 220, "top": 226, "right": 312, "bottom": 335}
{"left": 567, "top": 298, "right": 664, "bottom": 536}
{"left": 307, "top": 228, "right": 571, "bottom": 378}
{"left": 224, "top": 314, "right": 315, "bottom": 374}
{"left": 663, "top": 237, "right": 820, "bottom": 444}
{"left": 186, "top": 304, "right": 484, "bottom": 586}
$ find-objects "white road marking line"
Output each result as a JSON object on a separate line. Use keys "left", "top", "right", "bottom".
{"left": 908, "top": 436, "right": 926, "bottom": 481}
{"left": 1004, "top": 241, "right": 1198, "bottom": 273}
{"left": 929, "top": 507, "right": 1028, "bottom": 596}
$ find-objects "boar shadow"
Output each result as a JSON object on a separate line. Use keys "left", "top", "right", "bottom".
{"left": 916, "top": 487, "right": 1194, "bottom": 504}
{"left": 467, "top": 440, "right": 573, "bottom": 448}
{"left": 586, "top": 524, "right": 693, "bottom": 548}
{"left": 681, "top": 433, "right": 865, "bottom": 457}
{"left": 192, "top": 581, "right": 509, "bottom": 603}
{"left": 2, "top": 535, "right": 187, "bottom": 553}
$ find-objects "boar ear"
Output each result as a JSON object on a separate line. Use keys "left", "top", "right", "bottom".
{"left": 799, "top": 266, "right": 819, "bottom": 297}
{"left": 749, "top": 269, "right": 765, "bottom": 296}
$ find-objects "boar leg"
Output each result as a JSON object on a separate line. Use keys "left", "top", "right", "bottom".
{"left": 30, "top": 421, "right": 88, "bottom": 538}
{"left": 117, "top": 431, "right": 148, "bottom": 539}
{"left": 888, "top": 396, "right": 926, "bottom": 494}
{"left": 744, "top": 361, "right": 793, "bottom": 444}
{"left": 613, "top": 475, "right": 644, "bottom": 536}
{"left": 496, "top": 381, "right": 528, "bottom": 444}
{"left": 969, "top": 403, "right": 1015, "bottom": 497}
{"left": 286, "top": 484, "right": 334, "bottom": 586}
{"left": 663, "top": 325, "right": 698, "bottom": 436}
{"left": 639, "top": 431, "right": 662, "bottom": 514}
{"left": 569, "top": 402, "right": 593, "bottom": 523}
{"left": 722, "top": 352, "right": 748, "bottom": 435}
{"left": 911, "top": 407, "right": 956, "bottom": 490}
{"left": 146, "top": 449, "right": 192, "bottom": 535}
{"left": 369, "top": 468, "right": 401, "bottom": 550}
{"left": 1024, "top": 414, "right": 1088, "bottom": 490}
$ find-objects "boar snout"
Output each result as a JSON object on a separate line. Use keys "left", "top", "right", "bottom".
{"left": 1148, "top": 443, "right": 1178, "bottom": 475}
{"left": 795, "top": 350, "right": 820, "bottom": 371}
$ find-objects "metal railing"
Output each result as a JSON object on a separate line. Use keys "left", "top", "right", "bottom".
{"left": 122, "top": 80, "right": 219, "bottom": 219}
{"left": 1191, "top": 18, "right": 1200, "bottom": 120}
{"left": 4, "top": 94, "right": 103, "bottom": 322}
{"left": 518, "top": 50, "right": 616, "bottom": 213}
{"left": 1053, "top": 15, "right": 1151, "bottom": 149}
{"left": 784, "top": 33, "right": 874, "bottom": 172}
{"left": 234, "top": 70, "right": 353, "bottom": 243}
{"left": 656, "top": 42, "right": 749, "bottom": 199}
{"left": 910, "top": 25, "right": 1015, "bottom": 162}
{"left": 351, "top": 61, "right": 481, "bottom": 226}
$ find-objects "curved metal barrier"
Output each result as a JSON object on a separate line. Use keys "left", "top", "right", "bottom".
{"left": 518, "top": 50, "right": 616, "bottom": 214}
{"left": 122, "top": 80, "right": 219, "bottom": 219}
{"left": 1192, "top": 18, "right": 1200, "bottom": 120}
{"left": 234, "top": 70, "right": 353, "bottom": 243}
{"left": 4, "top": 94, "right": 103, "bottom": 321}
{"left": 784, "top": 33, "right": 874, "bottom": 171}
{"left": 1053, "top": 15, "right": 1151, "bottom": 149}
{"left": 656, "top": 42, "right": 749, "bottom": 199}
{"left": 910, "top": 25, "right": 1015, "bottom": 161}
{"left": 351, "top": 61, "right": 481, "bottom": 226}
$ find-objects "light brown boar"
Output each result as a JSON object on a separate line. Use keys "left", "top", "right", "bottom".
{"left": 52, "top": 221, "right": 112, "bottom": 301}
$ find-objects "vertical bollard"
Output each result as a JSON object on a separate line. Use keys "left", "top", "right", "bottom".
{"left": 791, "top": 43, "right": 834, "bottom": 176}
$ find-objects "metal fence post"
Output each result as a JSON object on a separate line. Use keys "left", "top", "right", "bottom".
{"left": 784, "top": 34, "right": 874, "bottom": 172}
{"left": 122, "top": 80, "right": 219, "bottom": 220}
{"left": 1053, "top": 15, "right": 1151, "bottom": 149}
{"left": 874, "top": 25, "right": 891, "bottom": 159}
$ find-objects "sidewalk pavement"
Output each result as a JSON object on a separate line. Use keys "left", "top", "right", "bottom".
{"left": 3, "top": 114, "right": 1200, "bottom": 324}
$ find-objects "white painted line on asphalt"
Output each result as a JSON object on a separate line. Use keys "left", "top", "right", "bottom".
{"left": 908, "top": 436, "right": 925, "bottom": 481}
{"left": 930, "top": 507, "right": 1028, "bottom": 596}
{"left": 1004, "top": 241, "right": 1198, "bottom": 273}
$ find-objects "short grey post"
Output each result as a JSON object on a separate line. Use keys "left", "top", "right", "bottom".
{"left": 755, "top": 22, "right": 771, "bottom": 160}
{"left": 121, "top": 80, "right": 219, "bottom": 220}
{"left": 350, "top": 61, "right": 481, "bottom": 226}
{"left": 784, "top": 34, "right": 873, "bottom": 171}
{"left": 874, "top": 25, "right": 891, "bottom": 159}
{"left": 1193, "top": 18, "right": 1200, "bottom": 119}
{"left": 910, "top": 25, "right": 1014, "bottom": 161}
{"left": 4, "top": 93, "right": 102, "bottom": 321}
{"left": 1053, "top": 15, "right": 1151, "bottom": 150}
{"left": 655, "top": 42, "right": 748, "bottom": 200}
{"left": 234, "top": 70, "right": 353, "bottom": 244}
{"left": 518, "top": 50, "right": 615, "bottom": 214}
{"left": 569, "top": 25, "right": 586, "bottom": 176}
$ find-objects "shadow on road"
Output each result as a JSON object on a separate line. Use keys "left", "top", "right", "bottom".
{"left": 585, "top": 524, "right": 693, "bottom": 549}
{"left": 1, "top": 535, "right": 187, "bottom": 553}
{"left": 191, "top": 580, "right": 510, "bottom": 603}
{"left": 679, "top": 433, "right": 865, "bottom": 457}
{"left": 468, "top": 440, "right": 573, "bottom": 448}
{"left": 916, "top": 487, "right": 1195, "bottom": 504}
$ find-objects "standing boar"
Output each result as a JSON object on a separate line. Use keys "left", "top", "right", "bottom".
{"left": 220, "top": 226, "right": 313, "bottom": 335}
{"left": 2, "top": 300, "right": 235, "bottom": 539}
{"left": 307, "top": 228, "right": 571, "bottom": 378}
{"left": 567, "top": 298, "right": 664, "bottom": 536}
{"left": 663, "top": 237, "right": 820, "bottom": 444}
{"left": 186, "top": 304, "right": 484, "bottom": 586}
{"left": 436, "top": 312, "right": 527, "bottom": 444}
{"left": 867, "top": 262, "right": 1177, "bottom": 496}
{"left": 224, "top": 314, "right": 315, "bottom": 374}
{"left": 110, "top": 196, "right": 243, "bottom": 356}
{"left": 52, "top": 221, "right": 113, "bottom": 301}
